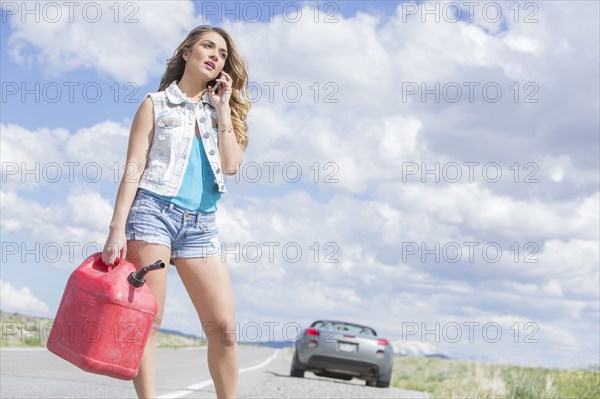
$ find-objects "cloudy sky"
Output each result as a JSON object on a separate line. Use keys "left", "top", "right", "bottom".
{"left": 1, "top": 1, "right": 598, "bottom": 369}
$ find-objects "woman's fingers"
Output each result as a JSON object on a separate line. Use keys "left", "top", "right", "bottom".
{"left": 102, "top": 236, "right": 126, "bottom": 265}
{"left": 106, "top": 244, "right": 117, "bottom": 265}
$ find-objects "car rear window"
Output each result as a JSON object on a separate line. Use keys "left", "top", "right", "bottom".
{"left": 312, "top": 321, "right": 377, "bottom": 336}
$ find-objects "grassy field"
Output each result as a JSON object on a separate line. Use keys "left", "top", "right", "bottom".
{"left": 391, "top": 356, "right": 600, "bottom": 399}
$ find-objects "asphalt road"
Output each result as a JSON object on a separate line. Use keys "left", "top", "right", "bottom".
{"left": 0, "top": 345, "right": 430, "bottom": 398}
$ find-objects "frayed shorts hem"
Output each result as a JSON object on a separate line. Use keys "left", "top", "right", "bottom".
{"left": 124, "top": 189, "right": 222, "bottom": 260}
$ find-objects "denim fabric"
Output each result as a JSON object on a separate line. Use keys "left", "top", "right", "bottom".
{"left": 125, "top": 188, "right": 221, "bottom": 259}
{"left": 138, "top": 80, "right": 227, "bottom": 196}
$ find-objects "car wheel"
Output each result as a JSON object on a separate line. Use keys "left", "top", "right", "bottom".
{"left": 376, "top": 378, "right": 391, "bottom": 388}
{"left": 375, "top": 371, "right": 392, "bottom": 388}
{"left": 365, "top": 379, "right": 376, "bottom": 387}
{"left": 290, "top": 350, "right": 305, "bottom": 378}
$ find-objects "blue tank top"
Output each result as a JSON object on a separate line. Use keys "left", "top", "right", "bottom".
{"left": 141, "top": 132, "right": 221, "bottom": 212}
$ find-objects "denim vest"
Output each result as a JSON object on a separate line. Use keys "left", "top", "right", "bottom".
{"left": 138, "top": 80, "right": 227, "bottom": 196}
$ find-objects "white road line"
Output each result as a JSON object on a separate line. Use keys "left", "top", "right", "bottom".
{"left": 237, "top": 349, "right": 279, "bottom": 373}
{"left": 158, "top": 349, "right": 280, "bottom": 399}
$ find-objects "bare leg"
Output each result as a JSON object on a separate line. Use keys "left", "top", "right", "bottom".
{"left": 173, "top": 256, "right": 238, "bottom": 399}
{"left": 127, "top": 241, "right": 171, "bottom": 399}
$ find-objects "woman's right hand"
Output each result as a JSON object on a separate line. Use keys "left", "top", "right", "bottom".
{"left": 102, "top": 228, "right": 127, "bottom": 266}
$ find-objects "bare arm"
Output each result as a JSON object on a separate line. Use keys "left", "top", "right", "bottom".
{"left": 216, "top": 105, "right": 244, "bottom": 175}
{"left": 210, "top": 71, "right": 244, "bottom": 175}
{"left": 102, "top": 96, "right": 154, "bottom": 264}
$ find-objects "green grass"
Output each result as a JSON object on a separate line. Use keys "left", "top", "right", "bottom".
{"left": 391, "top": 356, "right": 600, "bottom": 399}
{"left": 552, "top": 368, "right": 600, "bottom": 399}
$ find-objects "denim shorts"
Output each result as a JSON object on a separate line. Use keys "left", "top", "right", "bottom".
{"left": 125, "top": 189, "right": 221, "bottom": 258}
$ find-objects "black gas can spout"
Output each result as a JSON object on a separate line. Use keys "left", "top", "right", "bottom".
{"left": 128, "top": 260, "right": 165, "bottom": 287}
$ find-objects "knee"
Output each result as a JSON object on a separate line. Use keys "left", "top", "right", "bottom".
{"left": 220, "top": 329, "right": 237, "bottom": 347}
{"left": 203, "top": 320, "right": 237, "bottom": 347}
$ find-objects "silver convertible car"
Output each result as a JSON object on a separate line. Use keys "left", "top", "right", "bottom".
{"left": 290, "top": 320, "right": 394, "bottom": 387}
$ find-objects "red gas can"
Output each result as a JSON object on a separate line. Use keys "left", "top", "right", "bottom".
{"left": 47, "top": 252, "right": 165, "bottom": 380}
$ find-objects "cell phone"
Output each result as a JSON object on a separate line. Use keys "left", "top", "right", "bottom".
{"left": 208, "top": 73, "right": 222, "bottom": 94}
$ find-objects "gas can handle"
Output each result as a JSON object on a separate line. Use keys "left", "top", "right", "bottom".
{"left": 92, "top": 252, "right": 122, "bottom": 270}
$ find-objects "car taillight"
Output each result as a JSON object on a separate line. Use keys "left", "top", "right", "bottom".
{"left": 306, "top": 328, "right": 320, "bottom": 336}
{"left": 377, "top": 338, "right": 389, "bottom": 346}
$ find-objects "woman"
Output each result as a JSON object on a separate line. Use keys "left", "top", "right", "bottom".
{"left": 101, "top": 25, "right": 250, "bottom": 398}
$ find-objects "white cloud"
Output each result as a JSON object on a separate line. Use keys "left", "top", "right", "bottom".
{"left": 503, "top": 34, "right": 542, "bottom": 56}
{"left": 5, "top": 1, "right": 197, "bottom": 84}
{"left": 1, "top": 188, "right": 113, "bottom": 261}
{"left": 386, "top": 183, "right": 599, "bottom": 241}
{"left": 243, "top": 106, "right": 425, "bottom": 194}
{"left": 532, "top": 239, "right": 600, "bottom": 300}
{"left": 1, "top": 121, "right": 130, "bottom": 192}
{"left": 0, "top": 279, "right": 51, "bottom": 316}
{"left": 0, "top": 123, "right": 69, "bottom": 165}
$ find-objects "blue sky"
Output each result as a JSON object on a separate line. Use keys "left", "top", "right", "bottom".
{"left": 1, "top": 1, "right": 599, "bottom": 370}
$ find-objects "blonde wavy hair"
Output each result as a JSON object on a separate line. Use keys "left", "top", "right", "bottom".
{"left": 158, "top": 25, "right": 251, "bottom": 151}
